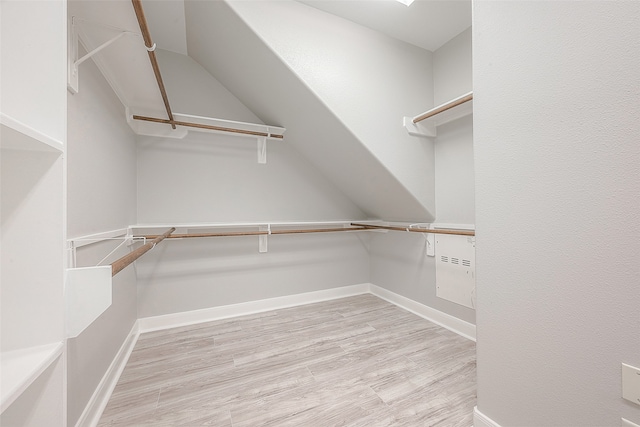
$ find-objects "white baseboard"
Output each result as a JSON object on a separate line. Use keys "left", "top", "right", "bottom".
{"left": 74, "top": 322, "right": 140, "bottom": 427}
{"left": 369, "top": 284, "right": 476, "bottom": 341}
{"left": 138, "top": 283, "right": 370, "bottom": 333}
{"left": 474, "top": 407, "right": 502, "bottom": 427}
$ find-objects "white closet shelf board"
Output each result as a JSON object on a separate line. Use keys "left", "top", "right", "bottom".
{"left": 126, "top": 111, "right": 286, "bottom": 140}
{"left": 1, "top": 114, "right": 64, "bottom": 153}
{"left": 404, "top": 91, "right": 473, "bottom": 138}
{"left": 0, "top": 342, "right": 64, "bottom": 413}
{"left": 131, "top": 220, "right": 360, "bottom": 231}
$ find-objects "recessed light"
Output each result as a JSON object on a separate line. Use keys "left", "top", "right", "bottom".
{"left": 395, "top": 0, "right": 415, "bottom": 6}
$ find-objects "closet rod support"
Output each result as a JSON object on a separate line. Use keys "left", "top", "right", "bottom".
{"left": 111, "top": 227, "right": 175, "bottom": 277}
{"left": 68, "top": 18, "right": 138, "bottom": 94}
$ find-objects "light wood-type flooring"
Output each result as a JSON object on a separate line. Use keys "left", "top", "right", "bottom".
{"left": 98, "top": 294, "right": 476, "bottom": 426}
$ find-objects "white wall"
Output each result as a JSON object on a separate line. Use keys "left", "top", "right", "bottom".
{"left": 136, "top": 232, "right": 370, "bottom": 318}
{"left": 369, "top": 231, "right": 475, "bottom": 325}
{"left": 473, "top": 2, "right": 640, "bottom": 426}
{"left": 137, "top": 131, "right": 366, "bottom": 224}
{"left": 138, "top": 50, "right": 365, "bottom": 224}
{"left": 433, "top": 27, "right": 474, "bottom": 224}
{"left": 156, "top": 49, "right": 261, "bottom": 123}
{"left": 66, "top": 47, "right": 138, "bottom": 427}
{"left": 136, "top": 48, "right": 369, "bottom": 318}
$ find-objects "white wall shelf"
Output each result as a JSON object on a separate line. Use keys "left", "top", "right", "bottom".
{"left": 1, "top": 115, "right": 64, "bottom": 153}
{"left": 404, "top": 91, "right": 473, "bottom": 138}
{"left": 0, "top": 342, "right": 64, "bottom": 414}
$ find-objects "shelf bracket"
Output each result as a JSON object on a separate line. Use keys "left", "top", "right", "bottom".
{"left": 259, "top": 225, "right": 270, "bottom": 253}
{"left": 403, "top": 117, "right": 436, "bottom": 138}
{"left": 257, "top": 136, "right": 267, "bottom": 164}
{"left": 68, "top": 17, "right": 138, "bottom": 94}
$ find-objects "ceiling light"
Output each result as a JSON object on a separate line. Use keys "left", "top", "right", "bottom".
{"left": 395, "top": 0, "right": 415, "bottom": 6}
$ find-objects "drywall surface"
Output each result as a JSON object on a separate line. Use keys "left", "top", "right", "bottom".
{"left": 473, "top": 2, "right": 640, "bottom": 426}
{"left": 136, "top": 231, "right": 370, "bottom": 318}
{"left": 0, "top": 0, "right": 66, "bottom": 143}
{"left": 155, "top": 49, "right": 262, "bottom": 123}
{"left": 433, "top": 27, "right": 474, "bottom": 224}
{"left": 434, "top": 115, "right": 474, "bottom": 224}
{"left": 137, "top": 49, "right": 365, "bottom": 224}
{"left": 226, "top": 0, "right": 434, "bottom": 204}
{"left": 369, "top": 231, "right": 475, "bottom": 325}
{"left": 433, "top": 27, "right": 472, "bottom": 105}
{"left": 185, "top": 0, "right": 435, "bottom": 221}
{"left": 66, "top": 49, "right": 138, "bottom": 427}
{"left": 67, "top": 47, "right": 137, "bottom": 237}
{"left": 137, "top": 131, "right": 365, "bottom": 223}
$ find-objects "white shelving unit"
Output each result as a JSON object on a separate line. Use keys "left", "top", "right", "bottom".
{"left": 0, "top": 1, "right": 67, "bottom": 426}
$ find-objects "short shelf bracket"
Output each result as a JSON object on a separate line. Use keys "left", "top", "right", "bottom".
{"left": 68, "top": 17, "right": 140, "bottom": 94}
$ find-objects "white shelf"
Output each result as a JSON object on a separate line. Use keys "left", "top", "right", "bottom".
{"left": 0, "top": 114, "right": 64, "bottom": 153}
{"left": 0, "top": 342, "right": 64, "bottom": 413}
{"left": 404, "top": 91, "right": 473, "bottom": 138}
{"left": 126, "top": 110, "right": 286, "bottom": 141}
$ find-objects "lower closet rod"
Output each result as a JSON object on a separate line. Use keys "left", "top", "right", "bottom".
{"left": 111, "top": 227, "right": 175, "bottom": 276}
{"left": 351, "top": 223, "right": 475, "bottom": 236}
{"left": 140, "top": 226, "right": 368, "bottom": 240}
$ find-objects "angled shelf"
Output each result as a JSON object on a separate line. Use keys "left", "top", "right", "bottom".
{"left": 1, "top": 114, "right": 64, "bottom": 153}
{"left": 404, "top": 91, "right": 473, "bottom": 138}
{"left": 0, "top": 343, "right": 64, "bottom": 413}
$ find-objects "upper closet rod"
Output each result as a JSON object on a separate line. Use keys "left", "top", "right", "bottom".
{"left": 351, "top": 223, "right": 475, "bottom": 237}
{"left": 111, "top": 227, "right": 175, "bottom": 276}
{"left": 131, "top": 0, "right": 176, "bottom": 129}
{"left": 413, "top": 92, "right": 473, "bottom": 123}
{"left": 141, "top": 226, "right": 368, "bottom": 240}
{"left": 132, "top": 115, "right": 285, "bottom": 139}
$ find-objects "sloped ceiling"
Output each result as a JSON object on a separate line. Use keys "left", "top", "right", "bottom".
{"left": 142, "top": 0, "right": 472, "bottom": 54}
{"left": 297, "top": 0, "right": 471, "bottom": 52}
{"left": 184, "top": 0, "right": 437, "bottom": 221}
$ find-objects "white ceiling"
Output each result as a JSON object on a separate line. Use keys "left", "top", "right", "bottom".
{"left": 297, "top": 0, "right": 471, "bottom": 52}
{"left": 143, "top": 0, "right": 471, "bottom": 54}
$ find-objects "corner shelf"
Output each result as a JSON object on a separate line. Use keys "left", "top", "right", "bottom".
{"left": 0, "top": 342, "right": 64, "bottom": 413}
{"left": 404, "top": 91, "right": 473, "bottom": 138}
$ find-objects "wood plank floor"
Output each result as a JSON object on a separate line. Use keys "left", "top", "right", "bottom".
{"left": 98, "top": 294, "right": 476, "bottom": 426}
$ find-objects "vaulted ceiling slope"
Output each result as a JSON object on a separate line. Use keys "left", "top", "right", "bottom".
{"left": 184, "top": 0, "right": 437, "bottom": 221}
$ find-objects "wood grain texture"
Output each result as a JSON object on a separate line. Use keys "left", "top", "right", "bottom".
{"left": 98, "top": 295, "right": 476, "bottom": 426}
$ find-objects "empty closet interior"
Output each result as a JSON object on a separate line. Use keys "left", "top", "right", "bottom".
{"left": 1, "top": 0, "right": 476, "bottom": 425}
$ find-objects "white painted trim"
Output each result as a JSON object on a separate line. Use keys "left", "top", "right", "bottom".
{"left": 68, "top": 228, "right": 129, "bottom": 249}
{"left": 138, "top": 284, "right": 370, "bottom": 333}
{"left": 74, "top": 323, "right": 140, "bottom": 427}
{"left": 369, "top": 284, "right": 476, "bottom": 341}
{"left": 473, "top": 407, "right": 502, "bottom": 427}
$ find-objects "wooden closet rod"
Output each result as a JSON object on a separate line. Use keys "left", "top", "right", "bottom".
{"left": 413, "top": 93, "right": 473, "bottom": 124}
{"left": 112, "top": 227, "right": 175, "bottom": 277}
{"left": 141, "top": 226, "right": 368, "bottom": 240}
{"left": 351, "top": 223, "right": 475, "bottom": 236}
{"left": 131, "top": 0, "right": 176, "bottom": 129}
{"left": 132, "top": 115, "right": 285, "bottom": 139}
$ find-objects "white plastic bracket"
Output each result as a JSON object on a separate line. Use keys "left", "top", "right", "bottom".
{"left": 258, "top": 225, "right": 270, "bottom": 253}
{"left": 426, "top": 225, "right": 435, "bottom": 257}
{"left": 257, "top": 136, "right": 267, "bottom": 164}
{"left": 403, "top": 116, "right": 436, "bottom": 138}
{"left": 68, "top": 17, "right": 138, "bottom": 94}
